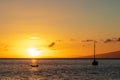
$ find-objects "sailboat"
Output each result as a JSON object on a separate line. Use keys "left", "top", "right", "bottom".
{"left": 92, "top": 40, "right": 98, "bottom": 66}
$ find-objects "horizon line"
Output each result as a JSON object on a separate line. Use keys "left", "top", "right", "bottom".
{"left": 0, "top": 58, "right": 120, "bottom": 60}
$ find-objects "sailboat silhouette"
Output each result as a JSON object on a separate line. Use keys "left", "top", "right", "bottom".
{"left": 92, "top": 40, "right": 98, "bottom": 66}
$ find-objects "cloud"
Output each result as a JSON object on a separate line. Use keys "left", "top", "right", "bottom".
{"left": 104, "top": 39, "right": 114, "bottom": 43}
{"left": 82, "top": 40, "right": 94, "bottom": 42}
{"left": 48, "top": 42, "right": 55, "bottom": 47}
{"left": 101, "top": 37, "right": 120, "bottom": 43}
{"left": 104, "top": 39, "right": 112, "bottom": 43}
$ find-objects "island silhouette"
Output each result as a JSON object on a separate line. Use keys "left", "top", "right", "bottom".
{"left": 84, "top": 51, "right": 120, "bottom": 58}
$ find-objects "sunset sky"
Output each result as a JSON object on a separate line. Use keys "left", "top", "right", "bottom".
{"left": 0, "top": 0, "right": 120, "bottom": 58}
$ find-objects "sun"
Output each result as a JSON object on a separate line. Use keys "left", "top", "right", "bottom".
{"left": 27, "top": 48, "right": 40, "bottom": 57}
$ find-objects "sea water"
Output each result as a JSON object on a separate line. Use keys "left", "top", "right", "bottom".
{"left": 0, "top": 59, "right": 120, "bottom": 80}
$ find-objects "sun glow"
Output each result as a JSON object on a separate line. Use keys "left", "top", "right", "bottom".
{"left": 27, "top": 48, "right": 40, "bottom": 57}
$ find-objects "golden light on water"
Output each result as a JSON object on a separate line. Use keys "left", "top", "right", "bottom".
{"left": 31, "top": 59, "right": 37, "bottom": 64}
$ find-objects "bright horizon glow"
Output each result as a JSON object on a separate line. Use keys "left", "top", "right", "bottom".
{"left": 29, "top": 37, "right": 40, "bottom": 40}
{"left": 27, "top": 48, "right": 40, "bottom": 57}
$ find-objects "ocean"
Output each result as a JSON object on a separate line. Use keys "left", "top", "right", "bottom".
{"left": 0, "top": 59, "right": 120, "bottom": 80}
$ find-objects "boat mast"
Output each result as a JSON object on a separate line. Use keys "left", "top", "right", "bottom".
{"left": 94, "top": 40, "right": 96, "bottom": 61}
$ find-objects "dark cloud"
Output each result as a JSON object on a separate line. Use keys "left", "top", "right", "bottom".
{"left": 48, "top": 42, "right": 55, "bottom": 47}
{"left": 102, "top": 37, "right": 120, "bottom": 43}
{"left": 82, "top": 40, "right": 94, "bottom": 42}
{"left": 104, "top": 39, "right": 114, "bottom": 43}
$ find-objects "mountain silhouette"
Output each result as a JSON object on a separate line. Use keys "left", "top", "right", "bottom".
{"left": 84, "top": 51, "right": 120, "bottom": 58}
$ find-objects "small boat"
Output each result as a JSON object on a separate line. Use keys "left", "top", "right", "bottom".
{"left": 31, "top": 64, "right": 39, "bottom": 67}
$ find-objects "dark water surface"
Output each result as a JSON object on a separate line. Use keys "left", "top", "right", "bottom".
{"left": 0, "top": 59, "right": 120, "bottom": 80}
